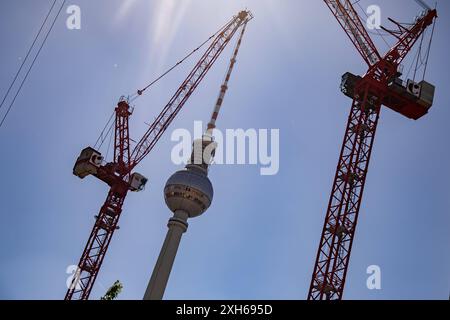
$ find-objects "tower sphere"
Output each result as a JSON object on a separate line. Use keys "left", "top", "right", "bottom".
{"left": 164, "top": 166, "right": 213, "bottom": 218}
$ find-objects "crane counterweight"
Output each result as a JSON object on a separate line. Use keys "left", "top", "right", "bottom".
{"left": 341, "top": 72, "right": 435, "bottom": 120}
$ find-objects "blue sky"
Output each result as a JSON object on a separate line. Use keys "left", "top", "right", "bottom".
{"left": 0, "top": 0, "right": 449, "bottom": 300}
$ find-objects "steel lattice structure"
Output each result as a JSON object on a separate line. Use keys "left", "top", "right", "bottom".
{"left": 308, "top": 1, "right": 437, "bottom": 300}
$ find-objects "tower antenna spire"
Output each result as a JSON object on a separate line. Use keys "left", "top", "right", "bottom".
{"left": 206, "top": 21, "right": 249, "bottom": 136}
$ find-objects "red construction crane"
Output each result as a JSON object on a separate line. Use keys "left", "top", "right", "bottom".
{"left": 309, "top": 0, "right": 437, "bottom": 300}
{"left": 65, "top": 10, "right": 253, "bottom": 300}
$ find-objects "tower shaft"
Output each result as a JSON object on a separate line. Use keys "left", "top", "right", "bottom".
{"left": 143, "top": 210, "right": 188, "bottom": 300}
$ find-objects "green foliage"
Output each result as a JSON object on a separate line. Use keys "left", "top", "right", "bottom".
{"left": 100, "top": 280, "right": 123, "bottom": 300}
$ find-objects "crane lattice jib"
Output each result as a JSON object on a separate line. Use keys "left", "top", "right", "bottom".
{"left": 378, "top": 9, "right": 437, "bottom": 77}
{"left": 324, "top": 0, "right": 381, "bottom": 67}
{"left": 128, "top": 11, "right": 251, "bottom": 172}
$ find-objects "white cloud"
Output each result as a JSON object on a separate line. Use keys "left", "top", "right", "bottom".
{"left": 114, "top": 0, "right": 192, "bottom": 76}
{"left": 116, "top": 0, "right": 138, "bottom": 22}
{"left": 150, "top": 0, "right": 192, "bottom": 71}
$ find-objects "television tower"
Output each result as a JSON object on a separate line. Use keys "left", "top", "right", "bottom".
{"left": 143, "top": 22, "right": 248, "bottom": 300}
